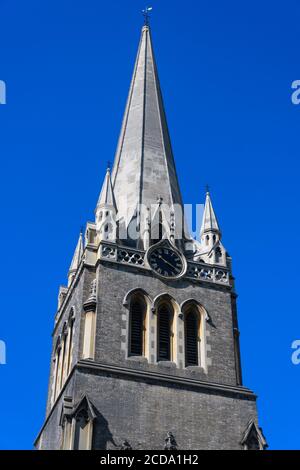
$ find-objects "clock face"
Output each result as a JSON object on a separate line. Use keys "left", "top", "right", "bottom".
{"left": 148, "top": 247, "right": 184, "bottom": 278}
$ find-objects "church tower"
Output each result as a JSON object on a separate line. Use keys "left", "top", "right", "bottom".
{"left": 35, "top": 24, "right": 266, "bottom": 451}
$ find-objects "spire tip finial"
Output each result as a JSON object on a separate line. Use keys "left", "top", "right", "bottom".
{"left": 205, "top": 184, "right": 210, "bottom": 195}
{"left": 142, "top": 6, "right": 153, "bottom": 26}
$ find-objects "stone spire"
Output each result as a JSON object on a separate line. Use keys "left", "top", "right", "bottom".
{"left": 95, "top": 167, "right": 117, "bottom": 242}
{"left": 68, "top": 232, "right": 83, "bottom": 286}
{"left": 111, "top": 25, "right": 184, "bottom": 246}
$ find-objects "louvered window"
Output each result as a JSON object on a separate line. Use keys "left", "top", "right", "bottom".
{"left": 185, "top": 311, "right": 199, "bottom": 366}
{"left": 158, "top": 304, "right": 172, "bottom": 361}
{"left": 129, "top": 298, "right": 145, "bottom": 356}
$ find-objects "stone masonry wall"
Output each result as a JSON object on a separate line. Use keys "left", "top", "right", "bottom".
{"left": 77, "top": 368, "right": 256, "bottom": 450}
{"left": 93, "top": 262, "right": 238, "bottom": 386}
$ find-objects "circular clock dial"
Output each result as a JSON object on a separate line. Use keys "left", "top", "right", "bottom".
{"left": 148, "top": 247, "right": 184, "bottom": 278}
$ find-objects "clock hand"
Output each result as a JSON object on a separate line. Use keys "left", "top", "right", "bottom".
{"left": 157, "top": 254, "right": 177, "bottom": 270}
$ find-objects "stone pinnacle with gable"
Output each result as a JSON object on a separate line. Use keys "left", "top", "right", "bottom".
{"left": 200, "top": 190, "right": 221, "bottom": 237}
{"left": 198, "top": 191, "right": 227, "bottom": 266}
{"left": 95, "top": 167, "right": 117, "bottom": 242}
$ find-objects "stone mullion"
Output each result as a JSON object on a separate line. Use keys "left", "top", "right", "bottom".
{"left": 176, "top": 313, "right": 185, "bottom": 369}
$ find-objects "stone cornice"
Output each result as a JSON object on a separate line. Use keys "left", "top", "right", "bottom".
{"left": 77, "top": 360, "right": 257, "bottom": 400}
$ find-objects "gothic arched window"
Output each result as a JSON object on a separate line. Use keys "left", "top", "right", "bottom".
{"left": 129, "top": 296, "right": 146, "bottom": 356}
{"left": 185, "top": 309, "right": 200, "bottom": 366}
{"left": 66, "top": 310, "right": 75, "bottom": 375}
{"left": 53, "top": 341, "right": 61, "bottom": 402}
{"left": 158, "top": 303, "right": 173, "bottom": 361}
{"left": 59, "top": 323, "right": 68, "bottom": 389}
{"left": 215, "top": 246, "right": 222, "bottom": 264}
{"left": 181, "top": 300, "right": 208, "bottom": 371}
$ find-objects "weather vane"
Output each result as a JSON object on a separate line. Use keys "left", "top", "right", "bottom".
{"left": 142, "top": 6, "right": 153, "bottom": 26}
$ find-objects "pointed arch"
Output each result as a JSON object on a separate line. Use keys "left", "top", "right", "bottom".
{"left": 69, "top": 306, "right": 76, "bottom": 322}
{"left": 181, "top": 299, "right": 209, "bottom": 371}
{"left": 180, "top": 299, "right": 210, "bottom": 320}
{"left": 151, "top": 293, "right": 179, "bottom": 314}
{"left": 123, "top": 288, "right": 152, "bottom": 308}
{"left": 241, "top": 420, "right": 268, "bottom": 450}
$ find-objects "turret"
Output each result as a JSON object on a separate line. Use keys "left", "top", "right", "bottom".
{"left": 198, "top": 191, "right": 227, "bottom": 266}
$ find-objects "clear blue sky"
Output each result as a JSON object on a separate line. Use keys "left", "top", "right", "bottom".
{"left": 0, "top": 0, "right": 299, "bottom": 450}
